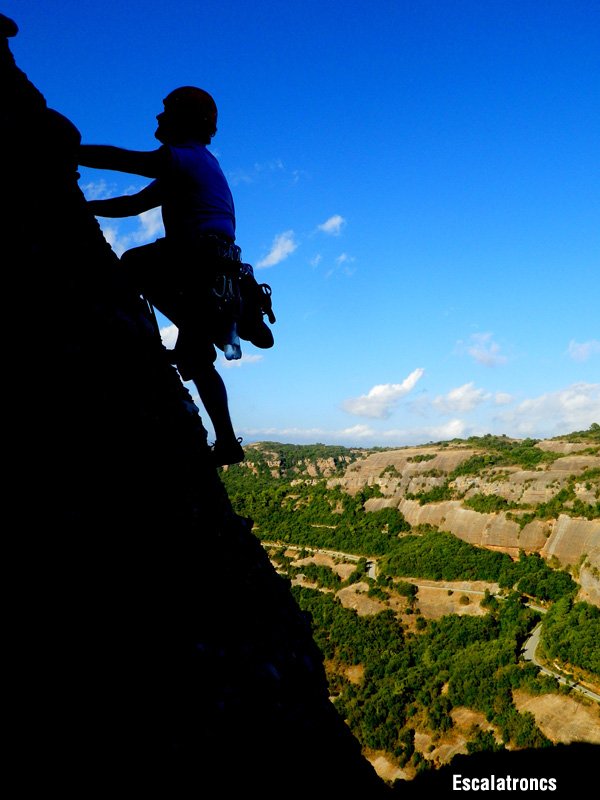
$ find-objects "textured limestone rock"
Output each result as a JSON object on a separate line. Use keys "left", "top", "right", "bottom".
{"left": 351, "top": 445, "right": 599, "bottom": 572}
{"left": 542, "top": 515, "right": 600, "bottom": 570}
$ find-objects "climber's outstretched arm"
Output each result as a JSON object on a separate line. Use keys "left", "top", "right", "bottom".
{"left": 87, "top": 180, "right": 162, "bottom": 218}
{"left": 78, "top": 144, "right": 167, "bottom": 178}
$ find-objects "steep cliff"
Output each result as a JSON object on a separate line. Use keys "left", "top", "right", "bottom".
{"left": 3, "top": 15, "right": 390, "bottom": 797}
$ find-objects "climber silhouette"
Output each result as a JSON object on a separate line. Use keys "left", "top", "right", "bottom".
{"left": 78, "top": 86, "right": 245, "bottom": 467}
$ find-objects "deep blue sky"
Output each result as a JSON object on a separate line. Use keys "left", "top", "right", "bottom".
{"left": 6, "top": 0, "right": 599, "bottom": 445}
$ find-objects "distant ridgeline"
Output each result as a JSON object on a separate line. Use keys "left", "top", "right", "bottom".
{"left": 220, "top": 429, "right": 600, "bottom": 789}
{"left": 223, "top": 429, "right": 599, "bottom": 569}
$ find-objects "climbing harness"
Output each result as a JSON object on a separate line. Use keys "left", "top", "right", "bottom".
{"left": 142, "top": 240, "right": 277, "bottom": 363}
{"left": 210, "top": 260, "right": 276, "bottom": 359}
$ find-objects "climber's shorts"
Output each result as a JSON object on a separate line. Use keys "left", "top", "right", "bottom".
{"left": 120, "top": 239, "right": 219, "bottom": 373}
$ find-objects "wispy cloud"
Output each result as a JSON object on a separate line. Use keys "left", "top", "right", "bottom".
{"left": 240, "top": 418, "right": 468, "bottom": 447}
{"left": 241, "top": 425, "right": 331, "bottom": 440}
{"left": 133, "top": 208, "right": 164, "bottom": 241}
{"left": 220, "top": 353, "right": 264, "bottom": 367}
{"left": 257, "top": 230, "right": 298, "bottom": 268}
{"left": 567, "top": 339, "right": 600, "bottom": 362}
{"left": 80, "top": 178, "right": 114, "bottom": 200}
{"left": 82, "top": 178, "right": 147, "bottom": 201}
{"left": 348, "top": 419, "right": 469, "bottom": 443}
{"left": 82, "top": 180, "right": 164, "bottom": 256}
{"left": 97, "top": 208, "right": 165, "bottom": 257}
{"left": 227, "top": 158, "right": 285, "bottom": 186}
{"left": 317, "top": 214, "right": 346, "bottom": 235}
{"left": 324, "top": 252, "right": 356, "bottom": 278}
{"left": 342, "top": 368, "right": 425, "bottom": 419}
{"left": 466, "top": 332, "right": 507, "bottom": 367}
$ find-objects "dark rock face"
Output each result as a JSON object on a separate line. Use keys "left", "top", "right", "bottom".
{"left": 3, "top": 15, "right": 389, "bottom": 797}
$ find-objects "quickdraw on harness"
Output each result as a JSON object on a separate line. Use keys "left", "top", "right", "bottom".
{"left": 211, "top": 259, "right": 276, "bottom": 360}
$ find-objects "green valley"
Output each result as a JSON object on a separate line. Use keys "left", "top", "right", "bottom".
{"left": 220, "top": 426, "right": 600, "bottom": 785}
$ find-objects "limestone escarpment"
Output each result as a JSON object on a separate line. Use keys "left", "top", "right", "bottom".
{"left": 329, "top": 441, "right": 600, "bottom": 599}
{"left": 338, "top": 447, "right": 479, "bottom": 494}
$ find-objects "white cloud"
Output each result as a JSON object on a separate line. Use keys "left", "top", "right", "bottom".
{"left": 83, "top": 180, "right": 165, "bottom": 256}
{"left": 432, "top": 383, "right": 514, "bottom": 414}
{"left": 495, "top": 382, "right": 600, "bottom": 437}
{"left": 338, "top": 424, "right": 378, "bottom": 439}
{"left": 433, "top": 382, "right": 490, "bottom": 413}
{"left": 80, "top": 179, "right": 113, "bottom": 200}
{"left": 427, "top": 418, "right": 468, "bottom": 441}
{"left": 317, "top": 215, "right": 346, "bottom": 235}
{"left": 96, "top": 223, "right": 121, "bottom": 252}
{"left": 342, "top": 368, "right": 425, "bottom": 418}
{"left": 257, "top": 230, "right": 298, "bottom": 268}
{"left": 97, "top": 209, "right": 165, "bottom": 257}
{"left": 159, "top": 323, "right": 178, "bottom": 349}
{"left": 568, "top": 339, "right": 600, "bottom": 362}
{"left": 132, "top": 208, "right": 164, "bottom": 242}
{"left": 466, "top": 332, "right": 507, "bottom": 367}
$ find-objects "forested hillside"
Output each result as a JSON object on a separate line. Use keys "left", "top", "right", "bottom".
{"left": 223, "top": 426, "right": 599, "bottom": 598}
{"left": 220, "top": 427, "right": 600, "bottom": 784}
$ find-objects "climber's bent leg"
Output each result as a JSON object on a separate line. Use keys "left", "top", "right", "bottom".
{"left": 120, "top": 240, "right": 185, "bottom": 324}
{"left": 174, "top": 329, "right": 244, "bottom": 467}
{"left": 190, "top": 364, "right": 244, "bottom": 467}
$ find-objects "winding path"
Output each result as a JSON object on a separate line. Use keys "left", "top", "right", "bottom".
{"left": 264, "top": 541, "right": 599, "bottom": 702}
{"left": 522, "top": 621, "right": 600, "bottom": 703}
